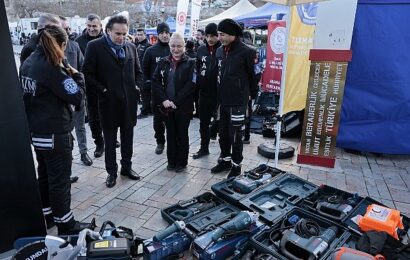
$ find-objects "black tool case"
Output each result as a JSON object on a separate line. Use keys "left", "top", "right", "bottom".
{"left": 238, "top": 173, "right": 318, "bottom": 224}
{"left": 302, "top": 185, "right": 363, "bottom": 222}
{"left": 161, "top": 192, "right": 241, "bottom": 238}
{"left": 211, "top": 165, "right": 285, "bottom": 206}
{"left": 250, "top": 207, "right": 348, "bottom": 260}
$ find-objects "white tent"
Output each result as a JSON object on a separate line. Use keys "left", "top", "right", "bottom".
{"left": 198, "top": 0, "right": 257, "bottom": 28}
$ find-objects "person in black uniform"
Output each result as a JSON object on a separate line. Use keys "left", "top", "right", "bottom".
{"left": 152, "top": 33, "right": 196, "bottom": 172}
{"left": 193, "top": 23, "right": 221, "bottom": 159}
{"left": 135, "top": 28, "right": 152, "bottom": 118}
{"left": 211, "top": 19, "right": 256, "bottom": 178}
{"left": 142, "top": 22, "right": 171, "bottom": 155}
{"left": 75, "top": 13, "right": 107, "bottom": 158}
{"left": 19, "top": 25, "right": 93, "bottom": 235}
{"left": 82, "top": 15, "right": 143, "bottom": 188}
{"left": 185, "top": 39, "right": 197, "bottom": 58}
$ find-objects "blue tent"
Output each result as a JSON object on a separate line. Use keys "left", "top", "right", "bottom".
{"left": 234, "top": 3, "right": 288, "bottom": 28}
{"left": 337, "top": 0, "right": 410, "bottom": 154}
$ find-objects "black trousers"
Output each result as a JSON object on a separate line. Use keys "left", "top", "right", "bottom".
{"left": 244, "top": 99, "right": 252, "bottom": 140}
{"left": 153, "top": 105, "right": 166, "bottom": 145}
{"left": 199, "top": 96, "right": 217, "bottom": 150}
{"left": 103, "top": 126, "right": 134, "bottom": 176}
{"left": 35, "top": 133, "right": 74, "bottom": 227}
{"left": 165, "top": 112, "right": 191, "bottom": 167}
{"left": 86, "top": 89, "right": 104, "bottom": 146}
{"left": 218, "top": 105, "right": 246, "bottom": 165}
{"left": 140, "top": 85, "right": 152, "bottom": 114}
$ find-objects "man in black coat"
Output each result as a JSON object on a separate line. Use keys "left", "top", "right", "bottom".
{"left": 83, "top": 15, "right": 143, "bottom": 188}
{"left": 142, "top": 22, "right": 171, "bottom": 155}
{"left": 75, "top": 14, "right": 107, "bottom": 158}
{"left": 135, "top": 28, "right": 152, "bottom": 118}
{"left": 193, "top": 23, "right": 221, "bottom": 159}
{"left": 211, "top": 19, "right": 256, "bottom": 178}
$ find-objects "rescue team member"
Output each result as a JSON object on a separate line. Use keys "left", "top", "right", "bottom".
{"left": 82, "top": 15, "right": 143, "bottom": 188}
{"left": 19, "top": 25, "right": 93, "bottom": 235}
{"left": 152, "top": 33, "right": 196, "bottom": 172}
{"left": 193, "top": 23, "right": 221, "bottom": 160}
{"left": 211, "top": 19, "right": 257, "bottom": 178}
{"left": 135, "top": 28, "right": 152, "bottom": 118}
{"left": 142, "top": 22, "right": 171, "bottom": 155}
{"left": 75, "top": 13, "right": 112, "bottom": 158}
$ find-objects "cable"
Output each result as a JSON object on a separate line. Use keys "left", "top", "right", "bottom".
{"left": 294, "top": 218, "right": 320, "bottom": 238}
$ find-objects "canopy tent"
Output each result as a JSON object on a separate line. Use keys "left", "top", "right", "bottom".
{"left": 337, "top": 0, "right": 410, "bottom": 154}
{"left": 198, "top": 0, "right": 257, "bottom": 28}
{"left": 234, "top": 3, "right": 288, "bottom": 28}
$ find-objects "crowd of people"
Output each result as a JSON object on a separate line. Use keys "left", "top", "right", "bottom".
{"left": 19, "top": 12, "right": 260, "bottom": 235}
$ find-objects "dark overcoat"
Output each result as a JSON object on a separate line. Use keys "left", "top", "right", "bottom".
{"left": 82, "top": 36, "right": 143, "bottom": 129}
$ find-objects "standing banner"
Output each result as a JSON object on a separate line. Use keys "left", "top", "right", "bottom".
{"left": 261, "top": 21, "right": 285, "bottom": 93}
{"left": 176, "top": 0, "right": 190, "bottom": 35}
{"left": 190, "top": 0, "right": 203, "bottom": 38}
{"left": 283, "top": 5, "right": 317, "bottom": 114}
{"left": 297, "top": 0, "right": 358, "bottom": 168}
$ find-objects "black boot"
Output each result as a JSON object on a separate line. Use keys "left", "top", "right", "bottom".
{"left": 94, "top": 143, "right": 104, "bottom": 158}
{"left": 227, "top": 165, "right": 241, "bottom": 178}
{"left": 193, "top": 149, "right": 209, "bottom": 159}
{"left": 58, "top": 218, "right": 96, "bottom": 236}
{"left": 81, "top": 153, "right": 93, "bottom": 166}
{"left": 211, "top": 160, "right": 232, "bottom": 173}
{"left": 106, "top": 174, "right": 117, "bottom": 188}
{"left": 120, "top": 168, "right": 140, "bottom": 180}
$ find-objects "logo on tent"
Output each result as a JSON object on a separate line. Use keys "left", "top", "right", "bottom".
{"left": 297, "top": 3, "right": 318, "bottom": 25}
{"left": 270, "top": 26, "right": 286, "bottom": 55}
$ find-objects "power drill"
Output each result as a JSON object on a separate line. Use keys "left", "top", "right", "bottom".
{"left": 211, "top": 211, "right": 259, "bottom": 243}
{"left": 280, "top": 225, "right": 338, "bottom": 260}
{"left": 153, "top": 221, "right": 195, "bottom": 241}
{"left": 232, "top": 171, "right": 273, "bottom": 194}
{"left": 316, "top": 202, "right": 353, "bottom": 221}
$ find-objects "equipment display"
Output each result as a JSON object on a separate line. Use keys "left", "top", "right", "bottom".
{"left": 212, "top": 165, "right": 285, "bottom": 205}
{"left": 144, "top": 232, "right": 192, "bottom": 260}
{"left": 304, "top": 185, "right": 362, "bottom": 222}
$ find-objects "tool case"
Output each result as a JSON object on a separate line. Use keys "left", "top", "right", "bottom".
{"left": 161, "top": 192, "right": 241, "bottom": 238}
{"left": 211, "top": 165, "right": 285, "bottom": 206}
{"left": 250, "top": 207, "right": 348, "bottom": 260}
{"left": 302, "top": 185, "right": 363, "bottom": 222}
{"left": 238, "top": 173, "right": 318, "bottom": 224}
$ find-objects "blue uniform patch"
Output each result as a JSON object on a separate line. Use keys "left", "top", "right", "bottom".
{"left": 63, "top": 78, "right": 79, "bottom": 94}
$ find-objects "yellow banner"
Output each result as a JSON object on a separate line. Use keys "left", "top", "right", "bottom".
{"left": 283, "top": 6, "right": 316, "bottom": 114}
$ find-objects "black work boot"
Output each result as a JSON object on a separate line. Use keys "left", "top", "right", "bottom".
{"left": 211, "top": 160, "right": 232, "bottom": 173}
{"left": 45, "top": 214, "right": 55, "bottom": 229}
{"left": 227, "top": 164, "right": 241, "bottom": 178}
{"left": 193, "top": 149, "right": 209, "bottom": 159}
{"left": 155, "top": 144, "right": 165, "bottom": 154}
{"left": 58, "top": 218, "right": 96, "bottom": 236}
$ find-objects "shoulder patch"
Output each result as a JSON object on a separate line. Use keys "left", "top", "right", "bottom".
{"left": 63, "top": 78, "right": 79, "bottom": 95}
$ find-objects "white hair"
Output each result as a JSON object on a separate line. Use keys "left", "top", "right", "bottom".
{"left": 170, "top": 32, "right": 185, "bottom": 43}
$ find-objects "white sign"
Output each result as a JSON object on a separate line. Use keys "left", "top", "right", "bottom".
{"left": 190, "top": 0, "right": 203, "bottom": 37}
{"left": 313, "top": 0, "right": 358, "bottom": 50}
{"left": 176, "top": 0, "right": 190, "bottom": 35}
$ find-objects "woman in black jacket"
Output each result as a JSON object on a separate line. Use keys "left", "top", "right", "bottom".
{"left": 152, "top": 33, "right": 196, "bottom": 172}
{"left": 20, "top": 24, "right": 93, "bottom": 235}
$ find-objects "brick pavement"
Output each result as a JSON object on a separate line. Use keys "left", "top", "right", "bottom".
{"left": 43, "top": 115, "right": 410, "bottom": 239}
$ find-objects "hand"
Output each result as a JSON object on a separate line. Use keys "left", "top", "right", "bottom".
{"left": 162, "top": 100, "right": 173, "bottom": 108}
{"left": 67, "top": 64, "right": 79, "bottom": 76}
{"left": 169, "top": 101, "right": 177, "bottom": 109}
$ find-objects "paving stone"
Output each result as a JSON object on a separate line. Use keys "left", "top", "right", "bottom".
{"left": 127, "top": 187, "right": 157, "bottom": 204}
{"left": 173, "top": 181, "right": 205, "bottom": 201}
{"left": 142, "top": 209, "right": 168, "bottom": 232}
{"left": 389, "top": 188, "right": 410, "bottom": 203}
{"left": 95, "top": 198, "right": 122, "bottom": 216}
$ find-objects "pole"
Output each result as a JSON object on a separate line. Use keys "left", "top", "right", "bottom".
{"left": 274, "top": 5, "right": 292, "bottom": 167}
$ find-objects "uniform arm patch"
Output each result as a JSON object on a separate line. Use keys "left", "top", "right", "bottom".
{"left": 63, "top": 78, "right": 79, "bottom": 95}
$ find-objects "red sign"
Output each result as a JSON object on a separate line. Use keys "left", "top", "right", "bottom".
{"left": 262, "top": 21, "right": 286, "bottom": 93}
{"left": 177, "top": 11, "right": 187, "bottom": 25}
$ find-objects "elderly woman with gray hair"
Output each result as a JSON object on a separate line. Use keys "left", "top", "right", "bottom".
{"left": 152, "top": 33, "right": 196, "bottom": 173}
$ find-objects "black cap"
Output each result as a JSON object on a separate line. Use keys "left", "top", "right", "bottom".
{"left": 205, "top": 23, "right": 218, "bottom": 36}
{"left": 217, "top": 19, "right": 242, "bottom": 36}
{"left": 186, "top": 40, "right": 195, "bottom": 49}
{"left": 157, "top": 22, "right": 170, "bottom": 34}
